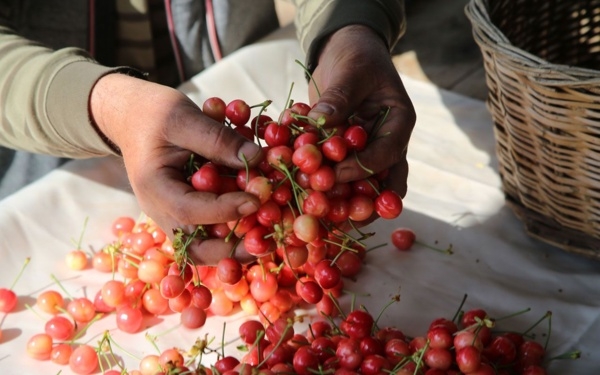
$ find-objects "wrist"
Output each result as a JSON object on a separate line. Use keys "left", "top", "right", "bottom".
{"left": 89, "top": 69, "right": 147, "bottom": 155}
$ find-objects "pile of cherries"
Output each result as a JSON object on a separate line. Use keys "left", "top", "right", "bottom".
{"left": 5, "top": 96, "right": 565, "bottom": 374}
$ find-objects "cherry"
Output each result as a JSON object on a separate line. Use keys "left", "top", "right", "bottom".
{"left": 341, "top": 310, "right": 374, "bottom": 340}
{"left": 374, "top": 189, "right": 403, "bottom": 219}
{"left": 115, "top": 305, "right": 143, "bottom": 333}
{"left": 225, "top": 99, "right": 251, "bottom": 126}
{"left": 180, "top": 305, "right": 207, "bottom": 329}
{"left": 69, "top": 344, "right": 99, "bottom": 375}
{"left": 344, "top": 125, "right": 368, "bottom": 151}
{"left": 391, "top": 228, "right": 417, "bottom": 251}
{"left": 321, "top": 135, "right": 348, "bottom": 162}
{"left": 0, "top": 257, "right": 30, "bottom": 312}
{"left": 456, "top": 345, "right": 481, "bottom": 373}
{"left": 216, "top": 257, "right": 244, "bottom": 285}
{"left": 191, "top": 163, "right": 222, "bottom": 194}
{"left": 202, "top": 96, "right": 227, "bottom": 122}
{"left": 26, "top": 333, "right": 53, "bottom": 360}
{"left": 293, "top": 346, "right": 320, "bottom": 375}
{"left": 313, "top": 259, "right": 342, "bottom": 289}
{"left": 45, "top": 315, "right": 75, "bottom": 341}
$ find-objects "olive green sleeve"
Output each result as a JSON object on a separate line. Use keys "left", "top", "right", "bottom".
{"left": 291, "top": 0, "right": 406, "bottom": 71}
{"left": 0, "top": 26, "right": 128, "bottom": 158}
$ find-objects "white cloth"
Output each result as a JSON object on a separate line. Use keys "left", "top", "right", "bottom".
{"left": 0, "top": 39, "right": 597, "bottom": 374}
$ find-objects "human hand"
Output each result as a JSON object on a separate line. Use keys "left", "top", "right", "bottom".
{"left": 90, "top": 74, "right": 260, "bottom": 265}
{"left": 307, "top": 25, "right": 416, "bottom": 220}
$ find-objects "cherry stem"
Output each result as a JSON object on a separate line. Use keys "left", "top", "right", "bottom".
{"left": 276, "top": 163, "right": 305, "bottom": 214}
{"left": 185, "top": 153, "right": 197, "bottom": 178}
{"left": 365, "top": 178, "right": 381, "bottom": 196}
{"left": 521, "top": 310, "right": 552, "bottom": 339}
{"left": 327, "top": 292, "right": 347, "bottom": 320}
{"left": 344, "top": 218, "right": 375, "bottom": 241}
{"left": 50, "top": 274, "right": 74, "bottom": 300}
{"left": 9, "top": 257, "right": 30, "bottom": 290}
{"left": 451, "top": 294, "right": 468, "bottom": 323}
{"left": 97, "top": 333, "right": 123, "bottom": 374}
{"left": 365, "top": 242, "right": 387, "bottom": 253}
{"left": 412, "top": 339, "right": 430, "bottom": 375}
{"left": 353, "top": 150, "right": 374, "bottom": 175}
{"left": 251, "top": 100, "right": 272, "bottom": 140}
{"left": 548, "top": 350, "right": 581, "bottom": 361}
{"left": 278, "top": 82, "right": 296, "bottom": 124}
{"left": 371, "top": 294, "right": 401, "bottom": 332}
{"left": 295, "top": 59, "right": 321, "bottom": 99}
{"left": 72, "top": 216, "right": 89, "bottom": 250}
{"left": 250, "top": 99, "right": 272, "bottom": 110}
{"left": 24, "top": 303, "right": 45, "bottom": 321}
{"left": 281, "top": 246, "right": 303, "bottom": 282}
{"left": 144, "top": 332, "right": 163, "bottom": 353}
{"left": 103, "top": 330, "right": 142, "bottom": 361}
{"left": 369, "top": 106, "right": 391, "bottom": 143}
{"left": 416, "top": 239, "right": 454, "bottom": 255}
{"left": 220, "top": 321, "right": 227, "bottom": 358}
{"left": 70, "top": 313, "right": 103, "bottom": 343}
{"left": 257, "top": 323, "right": 292, "bottom": 368}
{"left": 228, "top": 236, "right": 243, "bottom": 259}
{"left": 494, "top": 307, "right": 532, "bottom": 322}
{"left": 225, "top": 219, "right": 241, "bottom": 243}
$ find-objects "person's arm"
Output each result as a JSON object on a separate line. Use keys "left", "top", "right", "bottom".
{"left": 290, "top": 0, "right": 414, "bottom": 215}
{"left": 0, "top": 26, "right": 263, "bottom": 264}
{"left": 292, "top": 0, "right": 406, "bottom": 72}
{"left": 0, "top": 26, "right": 130, "bottom": 158}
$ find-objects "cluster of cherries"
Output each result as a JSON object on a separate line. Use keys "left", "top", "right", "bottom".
{"left": 214, "top": 305, "right": 555, "bottom": 375}
{"left": 14, "top": 95, "right": 404, "bottom": 374}
{"left": 3, "top": 96, "right": 563, "bottom": 374}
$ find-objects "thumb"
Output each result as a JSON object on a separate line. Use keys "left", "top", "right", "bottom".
{"left": 169, "top": 99, "right": 263, "bottom": 169}
{"left": 307, "top": 79, "right": 366, "bottom": 128}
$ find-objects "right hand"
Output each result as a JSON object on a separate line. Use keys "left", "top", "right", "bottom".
{"left": 90, "top": 73, "right": 260, "bottom": 265}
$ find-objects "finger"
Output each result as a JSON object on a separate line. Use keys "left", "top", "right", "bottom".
{"left": 384, "top": 154, "right": 409, "bottom": 198}
{"left": 307, "top": 68, "right": 373, "bottom": 128}
{"left": 167, "top": 99, "right": 263, "bottom": 169}
{"left": 187, "top": 238, "right": 255, "bottom": 266}
{"left": 334, "top": 109, "right": 410, "bottom": 184}
{"left": 142, "top": 167, "right": 261, "bottom": 226}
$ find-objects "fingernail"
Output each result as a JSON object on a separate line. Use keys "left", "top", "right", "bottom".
{"left": 310, "top": 103, "right": 334, "bottom": 117}
{"left": 238, "top": 142, "right": 261, "bottom": 163}
{"left": 237, "top": 201, "right": 259, "bottom": 216}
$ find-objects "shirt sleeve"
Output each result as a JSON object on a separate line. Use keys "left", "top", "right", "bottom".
{"left": 0, "top": 26, "right": 133, "bottom": 158}
{"left": 291, "top": 0, "right": 406, "bottom": 72}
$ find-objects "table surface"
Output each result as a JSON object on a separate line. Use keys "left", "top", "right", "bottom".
{"left": 1, "top": 38, "right": 598, "bottom": 375}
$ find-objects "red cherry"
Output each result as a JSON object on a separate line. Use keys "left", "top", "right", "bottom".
{"left": 391, "top": 228, "right": 416, "bottom": 251}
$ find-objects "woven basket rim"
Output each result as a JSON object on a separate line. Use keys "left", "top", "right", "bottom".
{"left": 465, "top": 0, "right": 600, "bottom": 86}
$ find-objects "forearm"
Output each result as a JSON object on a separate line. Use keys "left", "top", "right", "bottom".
{"left": 291, "top": 0, "right": 406, "bottom": 70}
{"left": 0, "top": 26, "right": 118, "bottom": 158}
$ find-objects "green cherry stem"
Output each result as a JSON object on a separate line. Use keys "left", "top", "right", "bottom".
{"left": 278, "top": 83, "right": 296, "bottom": 124}
{"left": 548, "top": 350, "right": 581, "bottom": 361}
{"left": 353, "top": 150, "right": 374, "bottom": 175}
{"left": 9, "top": 257, "right": 30, "bottom": 290}
{"left": 521, "top": 310, "right": 552, "bottom": 338}
{"left": 451, "top": 294, "right": 468, "bottom": 324}
{"left": 71, "top": 216, "right": 89, "bottom": 250}
{"left": 295, "top": 59, "right": 321, "bottom": 99}
{"left": 369, "top": 106, "right": 391, "bottom": 143}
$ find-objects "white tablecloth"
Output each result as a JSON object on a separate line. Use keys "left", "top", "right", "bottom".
{"left": 1, "top": 38, "right": 598, "bottom": 374}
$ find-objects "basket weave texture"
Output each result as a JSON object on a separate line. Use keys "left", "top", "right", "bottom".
{"left": 465, "top": 0, "right": 600, "bottom": 258}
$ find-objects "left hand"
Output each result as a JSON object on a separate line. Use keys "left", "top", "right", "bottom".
{"left": 307, "top": 25, "right": 416, "bottom": 205}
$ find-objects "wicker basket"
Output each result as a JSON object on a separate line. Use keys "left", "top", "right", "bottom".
{"left": 465, "top": 0, "right": 600, "bottom": 258}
